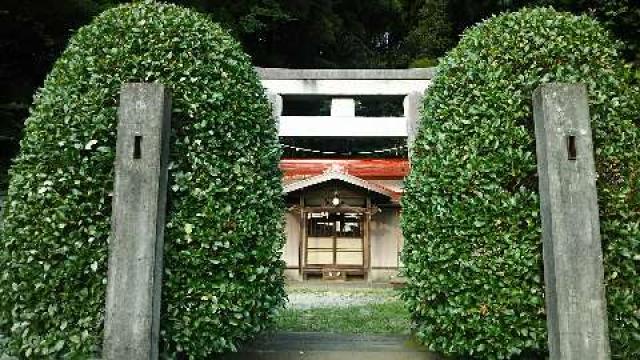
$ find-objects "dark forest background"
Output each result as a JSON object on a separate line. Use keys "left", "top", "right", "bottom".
{"left": 1, "top": 0, "right": 638, "bottom": 188}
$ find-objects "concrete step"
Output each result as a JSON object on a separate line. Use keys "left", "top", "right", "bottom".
{"left": 221, "top": 332, "right": 443, "bottom": 360}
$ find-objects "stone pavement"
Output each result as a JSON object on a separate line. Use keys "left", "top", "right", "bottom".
{"left": 221, "top": 332, "right": 443, "bottom": 360}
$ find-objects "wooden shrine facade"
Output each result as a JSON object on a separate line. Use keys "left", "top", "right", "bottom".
{"left": 283, "top": 167, "right": 403, "bottom": 281}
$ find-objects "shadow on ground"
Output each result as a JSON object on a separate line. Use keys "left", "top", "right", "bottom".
{"left": 221, "top": 332, "right": 443, "bottom": 360}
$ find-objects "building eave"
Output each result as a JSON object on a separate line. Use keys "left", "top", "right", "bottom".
{"left": 283, "top": 169, "right": 396, "bottom": 199}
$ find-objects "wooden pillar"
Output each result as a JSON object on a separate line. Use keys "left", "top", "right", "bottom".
{"left": 364, "top": 196, "right": 371, "bottom": 280}
{"left": 299, "top": 195, "right": 305, "bottom": 278}
{"left": 103, "top": 83, "right": 171, "bottom": 360}
{"left": 533, "top": 83, "right": 610, "bottom": 360}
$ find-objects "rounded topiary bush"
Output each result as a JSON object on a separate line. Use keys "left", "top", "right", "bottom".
{"left": 402, "top": 7, "right": 639, "bottom": 359}
{"left": 0, "top": 1, "right": 285, "bottom": 358}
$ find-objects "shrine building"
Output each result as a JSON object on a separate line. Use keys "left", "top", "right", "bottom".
{"left": 258, "top": 68, "right": 433, "bottom": 282}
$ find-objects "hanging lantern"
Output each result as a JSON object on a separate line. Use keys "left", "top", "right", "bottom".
{"left": 331, "top": 191, "right": 341, "bottom": 207}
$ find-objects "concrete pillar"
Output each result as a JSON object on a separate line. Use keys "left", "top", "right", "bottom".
{"left": 103, "top": 83, "right": 172, "bottom": 360}
{"left": 267, "top": 91, "right": 282, "bottom": 136}
{"left": 331, "top": 98, "right": 355, "bottom": 117}
{"left": 405, "top": 91, "right": 423, "bottom": 155}
{"left": 533, "top": 83, "right": 610, "bottom": 360}
{"left": 267, "top": 91, "right": 282, "bottom": 122}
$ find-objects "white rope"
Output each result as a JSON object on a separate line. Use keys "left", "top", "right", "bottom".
{"left": 281, "top": 143, "right": 406, "bottom": 156}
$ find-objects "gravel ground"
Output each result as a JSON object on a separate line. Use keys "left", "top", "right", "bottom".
{"left": 286, "top": 286, "right": 399, "bottom": 310}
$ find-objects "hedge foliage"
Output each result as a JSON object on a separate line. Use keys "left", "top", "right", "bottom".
{"left": 402, "top": 7, "right": 639, "bottom": 359}
{"left": 0, "top": 2, "right": 285, "bottom": 358}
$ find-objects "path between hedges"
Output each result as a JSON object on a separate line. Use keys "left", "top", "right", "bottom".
{"left": 0, "top": 283, "right": 430, "bottom": 359}
{"left": 2, "top": 332, "right": 441, "bottom": 360}
{"left": 221, "top": 332, "right": 442, "bottom": 360}
{"left": 222, "top": 283, "right": 441, "bottom": 360}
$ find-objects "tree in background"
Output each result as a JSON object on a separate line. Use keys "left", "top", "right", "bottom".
{"left": 598, "top": 0, "right": 639, "bottom": 63}
{"left": 402, "top": 0, "right": 456, "bottom": 67}
{"left": 0, "top": 0, "right": 407, "bottom": 187}
{"left": 1, "top": 0, "right": 638, "bottom": 189}
{"left": 0, "top": 0, "right": 116, "bottom": 189}
{"left": 159, "top": 0, "right": 406, "bottom": 68}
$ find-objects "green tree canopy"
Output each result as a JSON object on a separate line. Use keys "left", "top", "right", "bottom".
{"left": 402, "top": 7, "right": 639, "bottom": 359}
{"left": 0, "top": 2, "right": 285, "bottom": 357}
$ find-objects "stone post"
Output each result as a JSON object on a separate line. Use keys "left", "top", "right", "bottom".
{"left": 405, "top": 91, "right": 423, "bottom": 155}
{"left": 103, "top": 83, "right": 171, "bottom": 360}
{"left": 267, "top": 91, "right": 282, "bottom": 130}
{"left": 533, "top": 83, "right": 610, "bottom": 360}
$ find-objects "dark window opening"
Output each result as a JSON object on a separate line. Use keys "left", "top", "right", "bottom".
{"left": 282, "top": 95, "right": 332, "bottom": 116}
{"left": 307, "top": 212, "right": 335, "bottom": 237}
{"left": 355, "top": 96, "right": 404, "bottom": 117}
{"left": 338, "top": 213, "right": 363, "bottom": 238}
{"left": 280, "top": 137, "right": 408, "bottom": 159}
{"left": 567, "top": 135, "right": 577, "bottom": 160}
{"left": 133, "top": 135, "right": 142, "bottom": 159}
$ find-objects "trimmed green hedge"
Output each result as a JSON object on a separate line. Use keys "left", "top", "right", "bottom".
{"left": 402, "top": 7, "right": 639, "bottom": 359}
{"left": 0, "top": 1, "right": 285, "bottom": 358}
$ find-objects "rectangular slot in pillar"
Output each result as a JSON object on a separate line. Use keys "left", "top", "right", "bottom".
{"left": 533, "top": 83, "right": 610, "bottom": 360}
{"left": 103, "top": 83, "right": 172, "bottom": 360}
{"left": 133, "top": 135, "right": 143, "bottom": 159}
{"left": 567, "top": 135, "right": 577, "bottom": 160}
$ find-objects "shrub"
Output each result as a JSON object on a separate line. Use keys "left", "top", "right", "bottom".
{"left": 402, "top": 7, "right": 639, "bottom": 359}
{"left": 409, "top": 57, "right": 439, "bottom": 69}
{"left": 0, "top": 1, "right": 285, "bottom": 358}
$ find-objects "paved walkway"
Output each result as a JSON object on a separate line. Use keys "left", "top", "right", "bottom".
{"left": 221, "top": 332, "right": 442, "bottom": 360}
